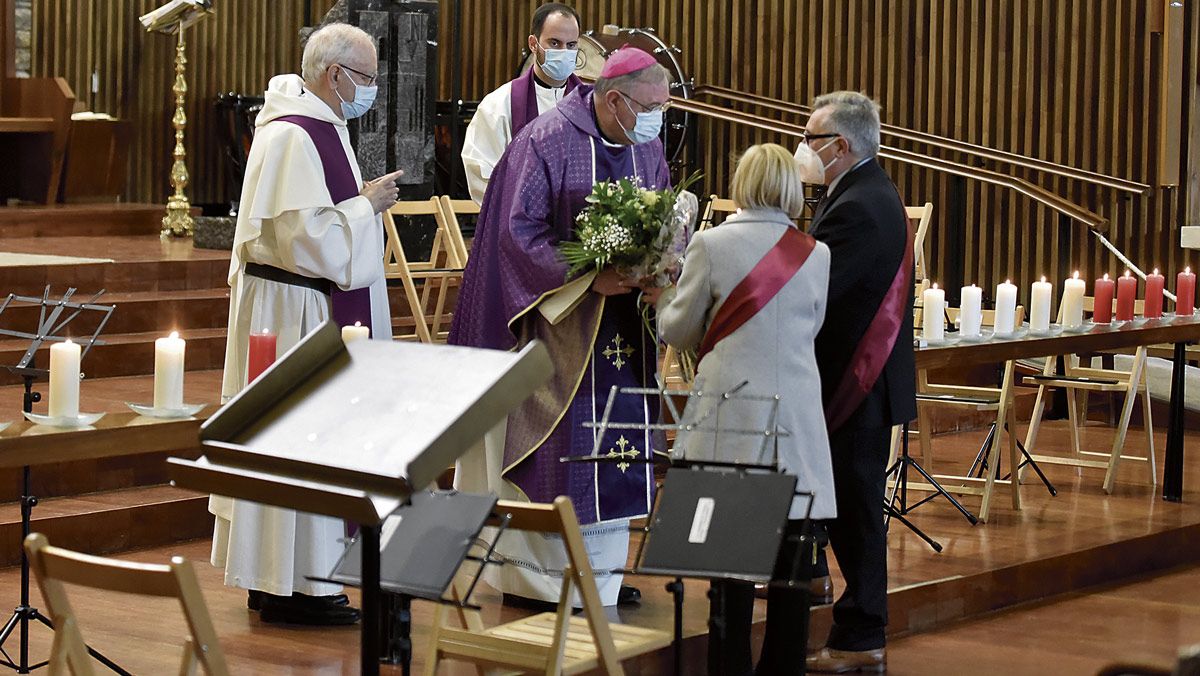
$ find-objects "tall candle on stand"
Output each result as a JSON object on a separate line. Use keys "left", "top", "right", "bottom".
{"left": 341, "top": 321, "right": 370, "bottom": 343}
{"left": 1061, "top": 271, "right": 1086, "bottom": 329}
{"left": 48, "top": 339, "right": 81, "bottom": 419}
{"left": 1030, "top": 277, "right": 1053, "bottom": 332}
{"left": 247, "top": 330, "right": 277, "bottom": 382}
{"left": 959, "top": 284, "right": 983, "bottom": 338}
{"left": 1145, "top": 269, "right": 1165, "bottom": 318}
{"left": 1177, "top": 267, "right": 1196, "bottom": 316}
{"left": 153, "top": 331, "right": 185, "bottom": 410}
{"left": 995, "top": 280, "right": 1018, "bottom": 335}
{"left": 923, "top": 284, "right": 946, "bottom": 340}
{"left": 1093, "top": 273, "right": 1115, "bottom": 324}
{"left": 1116, "top": 270, "right": 1137, "bottom": 322}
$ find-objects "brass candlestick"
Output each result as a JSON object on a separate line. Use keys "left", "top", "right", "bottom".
{"left": 162, "top": 29, "right": 193, "bottom": 238}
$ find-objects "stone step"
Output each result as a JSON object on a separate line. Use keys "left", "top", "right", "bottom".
{"left": 0, "top": 288, "right": 231, "bottom": 336}
{"left": 0, "top": 204, "right": 174, "bottom": 238}
{"left": 0, "top": 328, "right": 228, "bottom": 385}
{"left": 0, "top": 485, "right": 211, "bottom": 567}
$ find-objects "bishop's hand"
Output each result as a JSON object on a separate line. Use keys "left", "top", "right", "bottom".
{"left": 592, "top": 268, "right": 636, "bottom": 296}
{"left": 361, "top": 169, "right": 405, "bottom": 213}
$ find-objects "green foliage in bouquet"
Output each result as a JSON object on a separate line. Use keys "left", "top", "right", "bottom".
{"left": 559, "top": 171, "right": 703, "bottom": 280}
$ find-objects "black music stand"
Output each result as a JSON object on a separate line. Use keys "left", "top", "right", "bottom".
{"left": 169, "top": 321, "right": 553, "bottom": 676}
{"left": 0, "top": 287, "right": 118, "bottom": 675}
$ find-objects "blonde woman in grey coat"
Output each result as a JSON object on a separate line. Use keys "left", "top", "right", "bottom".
{"left": 648, "top": 142, "right": 835, "bottom": 676}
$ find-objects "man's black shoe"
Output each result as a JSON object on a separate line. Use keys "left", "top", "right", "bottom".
{"left": 248, "top": 590, "right": 350, "bottom": 611}
{"left": 258, "top": 594, "right": 360, "bottom": 626}
{"left": 618, "top": 584, "right": 641, "bottom": 606}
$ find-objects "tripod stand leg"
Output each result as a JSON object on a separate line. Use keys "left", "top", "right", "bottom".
{"left": 883, "top": 506, "right": 942, "bottom": 553}
{"left": 906, "top": 459, "right": 978, "bottom": 525}
{"left": 968, "top": 424, "right": 998, "bottom": 478}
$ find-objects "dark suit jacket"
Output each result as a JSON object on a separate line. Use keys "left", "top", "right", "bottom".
{"left": 809, "top": 158, "right": 917, "bottom": 430}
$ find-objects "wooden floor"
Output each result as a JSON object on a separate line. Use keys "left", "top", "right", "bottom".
{"left": 0, "top": 420, "right": 1195, "bottom": 674}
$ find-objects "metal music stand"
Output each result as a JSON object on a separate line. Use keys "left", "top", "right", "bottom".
{"left": 168, "top": 321, "right": 553, "bottom": 676}
{"left": 565, "top": 382, "right": 815, "bottom": 675}
{"left": 0, "top": 286, "right": 119, "bottom": 674}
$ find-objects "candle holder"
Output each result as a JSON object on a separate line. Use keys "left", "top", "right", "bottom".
{"left": 125, "top": 402, "right": 206, "bottom": 419}
{"left": 22, "top": 411, "right": 105, "bottom": 428}
{"left": 1061, "top": 320, "right": 1096, "bottom": 335}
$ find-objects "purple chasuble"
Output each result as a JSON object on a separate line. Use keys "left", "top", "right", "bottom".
{"left": 274, "top": 114, "right": 373, "bottom": 332}
{"left": 509, "top": 67, "right": 581, "bottom": 138}
{"left": 448, "top": 86, "right": 671, "bottom": 524}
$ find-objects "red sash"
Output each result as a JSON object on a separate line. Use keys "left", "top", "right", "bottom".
{"left": 697, "top": 227, "right": 817, "bottom": 361}
{"left": 823, "top": 221, "right": 914, "bottom": 432}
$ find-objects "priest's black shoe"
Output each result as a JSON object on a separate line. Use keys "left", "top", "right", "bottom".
{"left": 258, "top": 594, "right": 360, "bottom": 626}
{"left": 617, "top": 584, "right": 641, "bottom": 606}
{"left": 248, "top": 590, "right": 349, "bottom": 611}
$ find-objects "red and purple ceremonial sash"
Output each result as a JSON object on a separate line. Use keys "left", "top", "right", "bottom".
{"left": 697, "top": 227, "right": 818, "bottom": 361}
{"left": 275, "top": 114, "right": 373, "bottom": 332}
{"left": 509, "top": 67, "right": 581, "bottom": 137}
{"left": 823, "top": 220, "right": 914, "bottom": 432}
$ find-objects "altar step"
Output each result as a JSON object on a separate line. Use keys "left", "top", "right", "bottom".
{"left": 0, "top": 484, "right": 211, "bottom": 567}
{"left": 0, "top": 203, "right": 174, "bottom": 239}
{"left": 0, "top": 328, "right": 228, "bottom": 385}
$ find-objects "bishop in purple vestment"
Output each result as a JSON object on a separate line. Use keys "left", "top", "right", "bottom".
{"left": 449, "top": 48, "right": 672, "bottom": 606}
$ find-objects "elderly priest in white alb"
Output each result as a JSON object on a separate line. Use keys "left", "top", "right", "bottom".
{"left": 210, "top": 22, "right": 400, "bottom": 626}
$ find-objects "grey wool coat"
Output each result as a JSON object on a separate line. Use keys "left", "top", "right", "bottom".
{"left": 656, "top": 207, "right": 837, "bottom": 519}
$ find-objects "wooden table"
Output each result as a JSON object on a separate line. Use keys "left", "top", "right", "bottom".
{"left": 0, "top": 409, "right": 210, "bottom": 468}
{"left": 916, "top": 315, "right": 1200, "bottom": 509}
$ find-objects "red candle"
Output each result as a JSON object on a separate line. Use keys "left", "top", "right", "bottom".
{"left": 1093, "top": 273, "right": 1115, "bottom": 323}
{"left": 247, "top": 329, "right": 277, "bottom": 382}
{"left": 1115, "top": 270, "right": 1137, "bottom": 322}
{"left": 1178, "top": 267, "right": 1196, "bottom": 316}
{"left": 1145, "top": 268, "right": 1165, "bottom": 318}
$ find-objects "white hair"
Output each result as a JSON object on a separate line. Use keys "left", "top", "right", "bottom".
{"left": 301, "top": 23, "right": 377, "bottom": 84}
{"left": 811, "top": 90, "right": 882, "bottom": 158}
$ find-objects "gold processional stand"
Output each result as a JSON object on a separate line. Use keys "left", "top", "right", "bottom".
{"left": 140, "top": 0, "right": 214, "bottom": 238}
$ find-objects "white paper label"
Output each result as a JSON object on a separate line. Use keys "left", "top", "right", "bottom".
{"left": 688, "top": 497, "right": 716, "bottom": 544}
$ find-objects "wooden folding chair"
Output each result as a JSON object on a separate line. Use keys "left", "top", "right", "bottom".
{"left": 906, "top": 202, "right": 934, "bottom": 280}
{"left": 424, "top": 497, "right": 671, "bottom": 675}
{"left": 697, "top": 194, "right": 738, "bottom": 232}
{"left": 25, "top": 533, "right": 229, "bottom": 676}
{"left": 436, "top": 195, "right": 476, "bottom": 265}
{"left": 383, "top": 198, "right": 466, "bottom": 343}
{"left": 1021, "top": 296, "right": 1157, "bottom": 493}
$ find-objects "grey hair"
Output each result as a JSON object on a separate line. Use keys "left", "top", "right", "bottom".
{"left": 811, "top": 91, "right": 881, "bottom": 158}
{"left": 594, "top": 63, "right": 671, "bottom": 97}
{"left": 301, "top": 23, "right": 377, "bottom": 84}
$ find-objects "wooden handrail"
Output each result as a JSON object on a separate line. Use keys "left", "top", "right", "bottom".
{"left": 692, "top": 84, "right": 1149, "bottom": 195}
{"left": 671, "top": 97, "right": 1108, "bottom": 231}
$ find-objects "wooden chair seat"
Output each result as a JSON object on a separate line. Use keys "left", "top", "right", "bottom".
{"left": 437, "top": 613, "right": 671, "bottom": 675}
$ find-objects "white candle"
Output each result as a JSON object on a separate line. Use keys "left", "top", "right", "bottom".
{"left": 153, "top": 331, "right": 185, "bottom": 410}
{"left": 959, "top": 284, "right": 983, "bottom": 338}
{"left": 923, "top": 284, "right": 945, "bottom": 341}
{"left": 995, "top": 279, "right": 1017, "bottom": 335}
{"left": 341, "top": 321, "right": 370, "bottom": 344}
{"left": 1031, "top": 276, "right": 1053, "bottom": 332}
{"left": 1061, "top": 271, "right": 1086, "bottom": 329}
{"left": 48, "top": 339, "right": 81, "bottom": 419}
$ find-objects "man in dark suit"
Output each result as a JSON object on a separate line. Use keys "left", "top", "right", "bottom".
{"left": 803, "top": 91, "right": 916, "bottom": 673}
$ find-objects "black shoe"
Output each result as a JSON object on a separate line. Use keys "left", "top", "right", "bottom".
{"left": 501, "top": 593, "right": 559, "bottom": 613}
{"left": 248, "top": 590, "right": 349, "bottom": 611}
{"left": 259, "top": 595, "right": 360, "bottom": 626}
{"left": 618, "top": 584, "right": 641, "bottom": 606}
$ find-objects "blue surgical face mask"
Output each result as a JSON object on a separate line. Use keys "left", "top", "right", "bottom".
{"left": 334, "top": 68, "right": 377, "bottom": 119}
{"left": 617, "top": 94, "right": 664, "bottom": 145}
{"left": 536, "top": 42, "right": 578, "bottom": 82}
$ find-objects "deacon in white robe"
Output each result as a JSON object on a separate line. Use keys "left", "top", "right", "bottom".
{"left": 210, "top": 23, "right": 400, "bottom": 624}
{"left": 460, "top": 3, "right": 582, "bottom": 203}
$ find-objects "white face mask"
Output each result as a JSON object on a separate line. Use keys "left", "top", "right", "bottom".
{"left": 535, "top": 42, "right": 578, "bottom": 82}
{"left": 795, "top": 138, "right": 839, "bottom": 184}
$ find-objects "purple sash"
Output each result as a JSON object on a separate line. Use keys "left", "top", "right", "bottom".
{"left": 509, "top": 67, "right": 581, "bottom": 137}
{"left": 824, "top": 220, "right": 914, "bottom": 432}
{"left": 275, "top": 114, "right": 373, "bottom": 333}
{"left": 697, "top": 227, "right": 817, "bottom": 361}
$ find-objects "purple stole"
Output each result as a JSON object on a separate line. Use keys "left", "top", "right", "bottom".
{"left": 824, "top": 219, "right": 914, "bottom": 432}
{"left": 697, "top": 227, "right": 817, "bottom": 361}
{"left": 274, "top": 114, "right": 373, "bottom": 333}
{"left": 509, "top": 67, "right": 581, "bottom": 137}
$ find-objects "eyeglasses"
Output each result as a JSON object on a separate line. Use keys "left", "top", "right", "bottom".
{"left": 337, "top": 63, "right": 378, "bottom": 86}
{"left": 802, "top": 131, "right": 840, "bottom": 145}
{"left": 618, "top": 91, "right": 671, "bottom": 114}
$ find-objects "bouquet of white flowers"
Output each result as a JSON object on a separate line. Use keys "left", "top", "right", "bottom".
{"left": 558, "top": 171, "right": 702, "bottom": 287}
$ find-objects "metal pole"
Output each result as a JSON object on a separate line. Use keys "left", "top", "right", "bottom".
{"left": 1164, "top": 341, "right": 1187, "bottom": 501}
{"left": 360, "top": 525, "right": 381, "bottom": 676}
